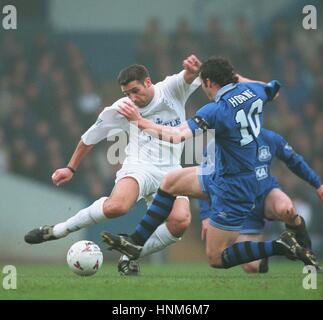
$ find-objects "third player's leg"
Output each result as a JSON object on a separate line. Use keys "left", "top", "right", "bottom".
{"left": 103, "top": 177, "right": 140, "bottom": 218}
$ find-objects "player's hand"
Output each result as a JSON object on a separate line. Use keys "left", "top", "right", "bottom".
{"left": 183, "top": 54, "right": 201, "bottom": 75}
{"left": 201, "top": 218, "right": 209, "bottom": 241}
{"left": 316, "top": 185, "right": 323, "bottom": 202}
{"left": 51, "top": 168, "right": 74, "bottom": 186}
{"left": 118, "top": 101, "right": 142, "bottom": 121}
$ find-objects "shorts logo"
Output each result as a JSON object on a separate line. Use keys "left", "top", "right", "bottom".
{"left": 258, "top": 146, "right": 271, "bottom": 162}
{"left": 255, "top": 165, "right": 268, "bottom": 180}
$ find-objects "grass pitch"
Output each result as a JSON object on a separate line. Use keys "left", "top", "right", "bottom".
{"left": 0, "top": 261, "right": 322, "bottom": 300}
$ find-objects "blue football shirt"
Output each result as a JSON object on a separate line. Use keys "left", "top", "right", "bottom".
{"left": 188, "top": 81, "right": 281, "bottom": 176}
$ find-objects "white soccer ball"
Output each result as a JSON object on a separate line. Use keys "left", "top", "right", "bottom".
{"left": 67, "top": 240, "right": 103, "bottom": 276}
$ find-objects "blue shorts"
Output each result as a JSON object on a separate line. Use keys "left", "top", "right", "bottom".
{"left": 198, "top": 168, "right": 258, "bottom": 231}
{"left": 240, "top": 177, "right": 280, "bottom": 235}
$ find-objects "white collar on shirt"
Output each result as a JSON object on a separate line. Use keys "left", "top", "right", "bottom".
{"left": 214, "top": 83, "right": 237, "bottom": 102}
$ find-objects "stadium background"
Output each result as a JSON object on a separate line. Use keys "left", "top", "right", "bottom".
{"left": 0, "top": 0, "right": 322, "bottom": 265}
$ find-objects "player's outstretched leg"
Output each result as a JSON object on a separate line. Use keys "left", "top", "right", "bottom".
{"left": 24, "top": 225, "right": 58, "bottom": 244}
{"left": 220, "top": 231, "right": 319, "bottom": 269}
{"left": 238, "top": 235, "right": 270, "bottom": 273}
{"left": 24, "top": 197, "right": 107, "bottom": 244}
{"left": 25, "top": 178, "right": 140, "bottom": 245}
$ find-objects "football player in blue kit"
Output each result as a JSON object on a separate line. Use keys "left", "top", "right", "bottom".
{"left": 102, "top": 56, "right": 319, "bottom": 270}
{"left": 199, "top": 129, "right": 323, "bottom": 273}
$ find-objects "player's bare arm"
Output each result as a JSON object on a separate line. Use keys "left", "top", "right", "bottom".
{"left": 118, "top": 101, "right": 193, "bottom": 143}
{"left": 183, "top": 54, "right": 201, "bottom": 84}
{"left": 236, "top": 74, "right": 266, "bottom": 84}
{"left": 52, "top": 140, "right": 93, "bottom": 186}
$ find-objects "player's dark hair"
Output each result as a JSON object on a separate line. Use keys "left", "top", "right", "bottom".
{"left": 117, "top": 64, "right": 150, "bottom": 86}
{"left": 200, "top": 57, "right": 239, "bottom": 87}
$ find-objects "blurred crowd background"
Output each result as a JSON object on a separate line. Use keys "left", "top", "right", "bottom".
{"left": 0, "top": 0, "right": 322, "bottom": 258}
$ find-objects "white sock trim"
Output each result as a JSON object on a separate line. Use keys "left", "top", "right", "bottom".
{"left": 156, "top": 223, "right": 181, "bottom": 243}
{"left": 89, "top": 197, "right": 107, "bottom": 223}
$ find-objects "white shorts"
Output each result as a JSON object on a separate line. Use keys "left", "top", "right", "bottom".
{"left": 115, "top": 163, "right": 189, "bottom": 205}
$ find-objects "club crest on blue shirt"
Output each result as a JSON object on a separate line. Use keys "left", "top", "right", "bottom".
{"left": 258, "top": 146, "right": 271, "bottom": 162}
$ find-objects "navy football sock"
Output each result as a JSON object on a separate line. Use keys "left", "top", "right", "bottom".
{"left": 221, "top": 240, "right": 284, "bottom": 268}
{"left": 130, "top": 188, "right": 176, "bottom": 246}
{"left": 285, "top": 216, "right": 312, "bottom": 249}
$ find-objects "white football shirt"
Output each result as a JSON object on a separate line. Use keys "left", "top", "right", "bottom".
{"left": 81, "top": 70, "right": 200, "bottom": 167}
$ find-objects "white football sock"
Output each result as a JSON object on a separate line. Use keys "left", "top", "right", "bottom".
{"left": 53, "top": 197, "right": 107, "bottom": 238}
{"left": 139, "top": 223, "right": 180, "bottom": 258}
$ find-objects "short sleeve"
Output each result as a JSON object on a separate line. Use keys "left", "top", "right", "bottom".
{"left": 81, "top": 102, "right": 129, "bottom": 145}
{"left": 264, "top": 80, "right": 281, "bottom": 101}
{"left": 245, "top": 80, "right": 281, "bottom": 103}
{"left": 161, "top": 70, "right": 200, "bottom": 105}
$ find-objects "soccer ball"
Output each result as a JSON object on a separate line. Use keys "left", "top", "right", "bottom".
{"left": 67, "top": 240, "right": 103, "bottom": 276}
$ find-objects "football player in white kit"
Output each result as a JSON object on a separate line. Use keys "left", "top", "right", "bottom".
{"left": 25, "top": 55, "right": 202, "bottom": 275}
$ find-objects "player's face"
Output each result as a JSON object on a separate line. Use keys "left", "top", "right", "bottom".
{"left": 121, "top": 79, "right": 153, "bottom": 108}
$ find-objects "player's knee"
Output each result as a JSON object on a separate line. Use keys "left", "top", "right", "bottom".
{"left": 174, "top": 208, "right": 191, "bottom": 229}
{"left": 242, "top": 263, "right": 259, "bottom": 273}
{"left": 276, "top": 201, "right": 295, "bottom": 222}
{"left": 276, "top": 201, "right": 293, "bottom": 215}
{"left": 103, "top": 199, "right": 129, "bottom": 218}
{"left": 167, "top": 210, "right": 191, "bottom": 236}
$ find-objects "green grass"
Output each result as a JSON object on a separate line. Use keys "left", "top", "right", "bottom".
{"left": 0, "top": 262, "right": 322, "bottom": 300}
